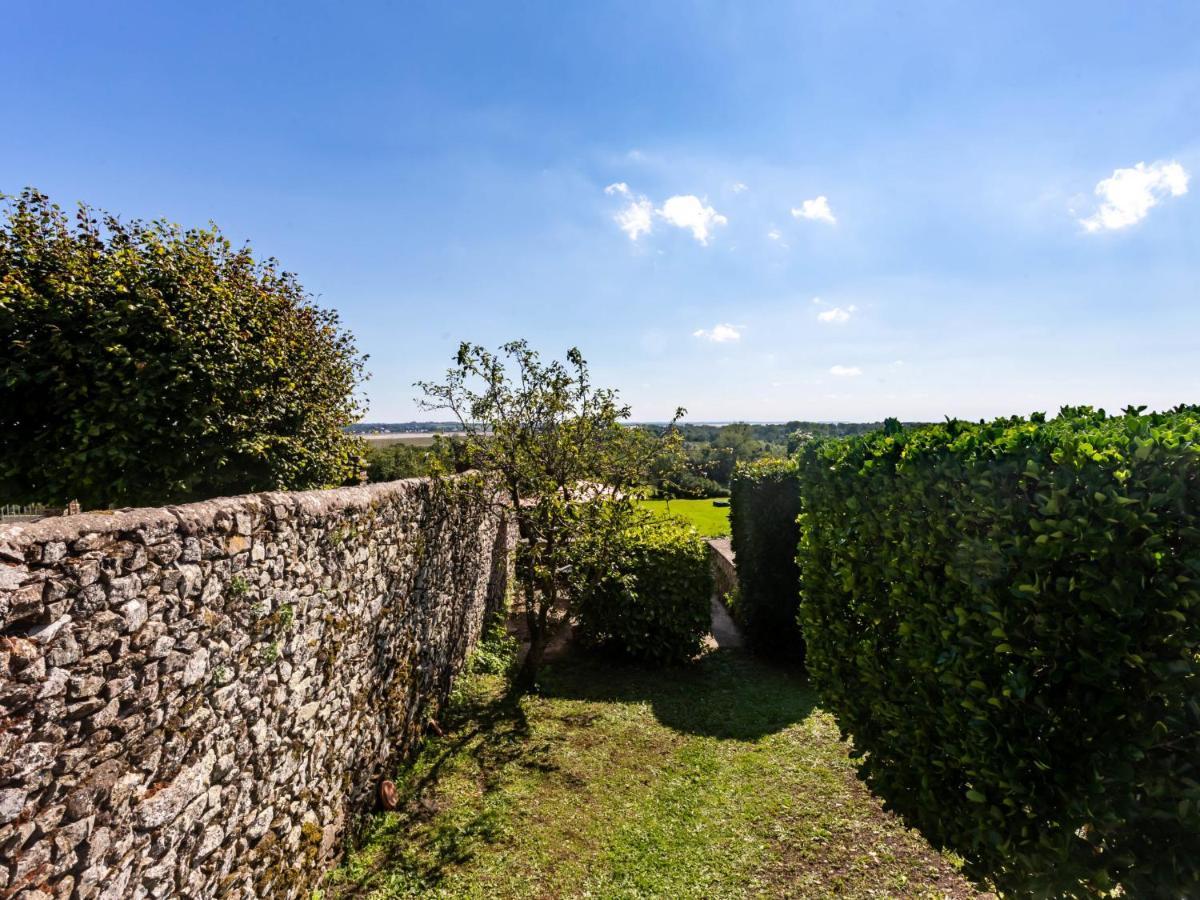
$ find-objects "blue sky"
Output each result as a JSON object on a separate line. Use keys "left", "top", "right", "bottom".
{"left": 5, "top": 2, "right": 1198, "bottom": 422}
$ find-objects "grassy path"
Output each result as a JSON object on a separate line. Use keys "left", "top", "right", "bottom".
{"left": 326, "top": 650, "right": 985, "bottom": 899}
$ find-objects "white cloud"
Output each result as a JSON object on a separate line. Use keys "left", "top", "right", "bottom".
{"left": 817, "top": 304, "right": 856, "bottom": 324}
{"left": 615, "top": 198, "right": 654, "bottom": 240}
{"left": 606, "top": 183, "right": 654, "bottom": 240}
{"left": 767, "top": 228, "right": 782, "bottom": 241}
{"left": 829, "top": 365, "right": 862, "bottom": 377}
{"left": 606, "top": 185, "right": 728, "bottom": 244}
{"left": 792, "top": 195, "right": 837, "bottom": 224}
{"left": 658, "top": 195, "right": 728, "bottom": 244}
{"left": 1079, "top": 160, "right": 1189, "bottom": 232}
{"left": 731, "top": 182, "right": 748, "bottom": 193}
{"left": 693, "top": 323, "right": 741, "bottom": 343}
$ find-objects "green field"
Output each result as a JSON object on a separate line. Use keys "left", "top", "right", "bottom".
{"left": 361, "top": 434, "right": 442, "bottom": 448}
{"left": 638, "top": 497, "right": 731, "bottom": 537}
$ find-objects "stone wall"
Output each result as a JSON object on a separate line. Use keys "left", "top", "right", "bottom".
{"left": 0, "top": 477, "right": 511, "bottom": 899}
{"left": 706, "top": 538, "right": 737, "bottom": 602}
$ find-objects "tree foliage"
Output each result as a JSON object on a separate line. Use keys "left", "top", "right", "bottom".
{"left": 418, "top": 340, "right": 683, "bottom": 681}
{"left": 0, "top": 189, "right": 366, "bottom": 508}
{"left": 645, "top": 422, "right": 801, "bottom": 496}
{"left": 364, "top": 439, "right": 456, "bottom": 483}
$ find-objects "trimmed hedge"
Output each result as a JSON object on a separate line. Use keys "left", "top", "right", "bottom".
{"left": 573, "top": 516, "right": 713, "bottom": 665}
{"left": 728, "top": 458, "right": 804, "bottom": 660}
{"left": 796, "top": 407, "right": 1200, "bottom": 896}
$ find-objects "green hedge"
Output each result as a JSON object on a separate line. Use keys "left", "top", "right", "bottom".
{"left": 795, "top": 407, "right": 1200, "bottom": 896}
{"left": 0, "top": 189, "right": 365, "bottom": 508}
{"left": 573, "top": 516, "right": 713, "bottom": 666}
{"left": 729, "top": 458, "right": 804, "bottom": 660}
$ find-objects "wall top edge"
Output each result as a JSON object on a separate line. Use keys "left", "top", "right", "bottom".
{"left": 0, "top": 477, "right": 438, "bottom": 550}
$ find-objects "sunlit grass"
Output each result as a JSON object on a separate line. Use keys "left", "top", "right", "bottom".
{"left": 326, "top": 651, "right": 985, "bottom": 898}
{"left": 637, "top": 497, "right": 731, "bottom": 537}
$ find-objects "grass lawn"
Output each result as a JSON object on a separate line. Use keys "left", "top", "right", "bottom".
{"left": 637, "top": 497, "right": 731, "bottom": 537}
{"left": 325, "top": 650, "right": 986, "bottom": 899}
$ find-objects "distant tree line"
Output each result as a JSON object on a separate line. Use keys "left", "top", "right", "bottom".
{"left": 639, "top": 421, "right": 916, "bottom": 498}
{"left": 359, "top": 420, "right": 923, "bottom": 493}
{"left": 346, "top": 422, "right": 463, "bottom": 434}
{"left": 364, "top": 439, "right": 464, "bottom": 482}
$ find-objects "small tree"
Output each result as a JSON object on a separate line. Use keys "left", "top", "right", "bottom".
{"left": 418, "top": 340, "right": 682, "bottom": 682}
{"left": 0, "top": 189, "right": 367, "bottom": 508}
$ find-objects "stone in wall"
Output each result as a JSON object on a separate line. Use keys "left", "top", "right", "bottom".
{"left": 0, "top": 477, "right": 510, "bottom": 899}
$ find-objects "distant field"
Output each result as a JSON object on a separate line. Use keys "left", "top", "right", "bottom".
{"left": 360, "top": 432, "right": 462, "bottom": 448}
{"left": 638, "top": 497, "right": 730, "bottom": 537}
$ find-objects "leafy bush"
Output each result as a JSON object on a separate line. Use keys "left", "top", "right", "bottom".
{"left": 729, "top": 458, "right": 804, "bottom": 660}
{"left": 466, "top": 619, "right": 519, "bottom": 678}
{"left": 656, "top": 470, "right": 727, "bottom": 499}
{"left": 572, "top": 514, "right": 713, "bottom": 665}
{"left": 795, "top": 406, "right": 1200, "bottom": 896}
{"left": 0, "top": 189, "right": 366, "bottom": 508}
{"left": 365, "top": 441, "right": 452, "bottom": 482}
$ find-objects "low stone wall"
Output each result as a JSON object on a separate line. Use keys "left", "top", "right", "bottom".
{"left": 0, "top": 478, "right": 510, "bottom": 899}
{"left": 706, "top": 538, "right": 737, "bottom": 602}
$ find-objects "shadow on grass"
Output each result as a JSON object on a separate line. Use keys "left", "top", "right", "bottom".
{"left": 333, "top": 679, "right": 546, "bottom": 896}
{"left": 331, "top": 650, "right": 816, "bottom": 896}
{"left": 537, "top": 647, "right": 817, "bottom": 742}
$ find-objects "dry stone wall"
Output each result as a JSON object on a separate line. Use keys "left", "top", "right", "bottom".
{"left": 0, "top": 478, "right": 511, "bottom": 899}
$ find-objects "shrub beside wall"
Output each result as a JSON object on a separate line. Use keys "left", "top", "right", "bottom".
{"left": 0, "top": 189, "right": 367, "bottom": 510}
{"left": 795, "top": 407, "right": 1200, "bottom": 896}
{"left": 728, "top": 458, "right": 803, "bottom": 660}
{"left": 0, "top": 477, "right": 510, "bottom": 898}
{"left": 573, "top": 516, "right": 713, "bottom": 665}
